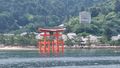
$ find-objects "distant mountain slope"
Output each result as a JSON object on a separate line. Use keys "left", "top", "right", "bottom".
{"left": 0, "top": 0, "right": 104, "bottom": 33}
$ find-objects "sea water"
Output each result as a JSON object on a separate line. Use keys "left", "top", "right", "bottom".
{"left": 0, "top": 49, "right": 120, "bottom": 68}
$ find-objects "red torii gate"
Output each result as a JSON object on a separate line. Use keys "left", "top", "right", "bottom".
{"left": 38, "top": 27, "right": 64, "bottom": 54}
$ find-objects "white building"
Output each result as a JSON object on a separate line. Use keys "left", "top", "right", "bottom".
{"left": 35, "top": 32, "right": 45, "bottom": 40}
{"left": 79, "top": 11, "right": 91, "bottom": 24}
{"left": 81, "top": 37, "right": 88, "bottom": 44}
{"left": 111, "top": 34, "right": 120, "bottom": 41}
{"left": 59, "top": 24, "right": 64, "bottom": 27}
{"left": 3, "top": 34, "right": 14, "bottom": 36}
{"left": 89, "top": 35, "right": 99, "bottom": 43}
{"left": 20, "top": 32, "right": 27, "bottom": 36}
{"left": 67, "top": 33, "right": 77, "bottom": 39}
{"left": 62, "top": 34, "right": 68, "bottom": 41}
{"left": 81, "top": 35, "right": 100, "bottom": 45}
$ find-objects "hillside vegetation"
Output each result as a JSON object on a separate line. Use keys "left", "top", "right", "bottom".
{"left": 0, "top": 0, "right": 104, "bottom": 33}
{"left": 65, "top": 0, "right": 120, "bottom": 41}
{"left": 1, "top": 0, "right": 120, "bottom": 46}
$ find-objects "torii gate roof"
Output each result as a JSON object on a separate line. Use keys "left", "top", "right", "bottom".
{"left": 38, "top": 27, "right": 65, "bottom": 32}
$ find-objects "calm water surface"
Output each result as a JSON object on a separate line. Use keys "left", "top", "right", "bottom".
{"left": 0, "top": 49, "right": 120, "bottom": 68}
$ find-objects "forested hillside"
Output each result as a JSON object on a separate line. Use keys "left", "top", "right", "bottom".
{"left": 65, "top": 0, "right": 120, "bottom": 41}
{"left": 0, "top": 0, "right": 104, "bottom": 33}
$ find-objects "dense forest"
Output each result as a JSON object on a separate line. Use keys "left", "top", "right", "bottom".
{"left": 0, "top": 0, "right": 104, "bottom": 33}
{"left": 65, "top": 0, "right": 120, "bottom": 41}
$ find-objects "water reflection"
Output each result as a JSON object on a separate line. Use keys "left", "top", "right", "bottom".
{"left": 39, "top": 49, "right": 64, "bottom": 57}
{"left": 0, "top": 49, "right": 120, "bottom": 68}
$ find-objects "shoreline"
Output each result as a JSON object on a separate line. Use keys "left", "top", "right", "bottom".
{"left": 0, "top": 45, "right": 120, "bottom": 51}
{"left": 0, "top": 46, "right": 38, "bottom": 51}
{"left": 64, "top": 46, "right": 120, "bottom": 49}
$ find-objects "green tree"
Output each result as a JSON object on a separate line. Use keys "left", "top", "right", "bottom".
{"left": 115, "top": 0, "right": 120, "bottom": 12}
{"left": 90, "top": 7, "right": 100, "bottom": 17}
{"left": 0, "top": 34, "right": 5, "bottom": 44}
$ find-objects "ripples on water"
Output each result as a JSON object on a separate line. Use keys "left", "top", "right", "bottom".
{"left": 0, "top": 49, "right": 120, "bottom": 68}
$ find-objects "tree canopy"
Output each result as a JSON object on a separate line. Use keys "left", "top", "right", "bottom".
{"left": 0, "top": 0, "right": 104, "bottom": 33}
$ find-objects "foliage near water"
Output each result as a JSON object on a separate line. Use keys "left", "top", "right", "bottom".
{"left": 0, "top": 34, "right": 37, "bottom": 46}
